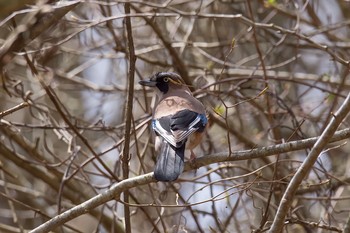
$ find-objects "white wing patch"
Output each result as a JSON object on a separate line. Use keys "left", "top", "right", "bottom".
{"left": 152, "top": 114, "right": 203, "bottom": 148}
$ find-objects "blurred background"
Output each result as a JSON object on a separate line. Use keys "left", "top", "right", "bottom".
{"left": 1, "top": 0, "right": 350, "bottom": 232}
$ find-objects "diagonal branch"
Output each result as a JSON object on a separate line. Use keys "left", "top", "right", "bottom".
{"left": 269, "top": 93, "right": 350, "bottom": 233}
{"left": 0, "top": 0, "right": 79, "bottom": 66}
{"left": 29, "top": 127, "right": 350, "bottom": 233}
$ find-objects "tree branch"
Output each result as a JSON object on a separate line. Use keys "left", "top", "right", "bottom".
{"left": 122, "top": 2, "right": 136, "bottom": 233}
{"left": 29, "top": 174, "right": 154, "bottom": 233}
{"left": 0, "top": 0, "right": 79, "bottom": 66}
{"left": 269, "top": 93, "right": 350, "bottom": 233}
{"left": 29, "top": 127, "right": 350, "bottom": 233}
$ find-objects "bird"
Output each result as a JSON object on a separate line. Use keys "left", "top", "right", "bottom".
{"left": 139, "top": 72, "right": 207, "bottom": 182}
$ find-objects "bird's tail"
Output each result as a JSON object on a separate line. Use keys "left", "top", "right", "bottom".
{"left": 154, "top": 141, "right": 185, "bottom": 182}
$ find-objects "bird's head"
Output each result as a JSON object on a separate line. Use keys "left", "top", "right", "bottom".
{"left": 139, "top": 72, "right": 188, "bottom": 94}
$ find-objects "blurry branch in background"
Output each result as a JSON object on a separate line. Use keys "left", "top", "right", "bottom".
{"left": 0, "top": 123, "right": 122, "bottom": 232}
{"left": 270, "top": 93, "right": 350, "bottom": 233}
{"left": 0, "top": 0, "right": 37, "bottom": 19}
{"left": 1, "top": 1, "right": 350, "bottom": 232}
{"left": 0, "top": 102, "right": 29, "bottom": 117}
{"left": 29, "top": 126, "right": 350, "bottom": 233}
{"left": 0, "top": 0, "right": 79, "bottom": 67}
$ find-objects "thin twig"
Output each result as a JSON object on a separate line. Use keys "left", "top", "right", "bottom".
{"left": 122, "top": 2, "right": 136, "bottom": 233}
{"left": 29, "top": 127, "right": 350, "bottom": 233}
{"left": 0, "top": 102, "right": 29, "bottom": 118}
{"left": 269, "top": 93, "right": 350, "bottom": 233}
{"left": 343, "top": 212, "right": 350, "bottom": 233}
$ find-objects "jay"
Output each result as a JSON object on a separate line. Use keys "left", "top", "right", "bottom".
{"left": 139, "top": 72, "right": 207, "bottom": 182}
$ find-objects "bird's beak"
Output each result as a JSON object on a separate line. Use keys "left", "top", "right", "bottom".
{"left": 139, "top": 79, "right": 157, "bottom": 87}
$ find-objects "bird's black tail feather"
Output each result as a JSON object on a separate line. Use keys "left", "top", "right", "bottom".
{"left": 154, "top": 141, "right": 185, "bottom": 182}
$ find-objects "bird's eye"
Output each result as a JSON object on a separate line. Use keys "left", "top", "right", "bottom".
{"left": 163, "top": 77, "right": 169, "bottom": 82}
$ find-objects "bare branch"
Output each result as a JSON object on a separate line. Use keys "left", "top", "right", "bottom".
{"left": 30, "top": 127, "right": 350, "bottom": 233}
{"left": 269, "top": 93, "right": 350, "bottom": 232}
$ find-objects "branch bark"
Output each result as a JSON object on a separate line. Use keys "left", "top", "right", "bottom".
{"left": 29, "top": 174, "right": 154, "bottom": 233}
{"left": 269, "top": 93, "right": 350, "bottom": 233}
{"left": 29, "top": 127, "right": 350, "bottom": 233}
{"left": 0, "top": 0, "right": 79, "bottom": 66}
{"left": 122, "top": 2, "right": 136, "bottom": 233}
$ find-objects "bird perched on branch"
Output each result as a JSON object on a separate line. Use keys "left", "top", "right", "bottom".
{"left": 139, "top": 72, "right": 207, "bottom": 182}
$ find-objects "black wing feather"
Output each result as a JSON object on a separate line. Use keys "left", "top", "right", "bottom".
{"left": 170, "top": 109, "right": 198, "bottom": 131}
